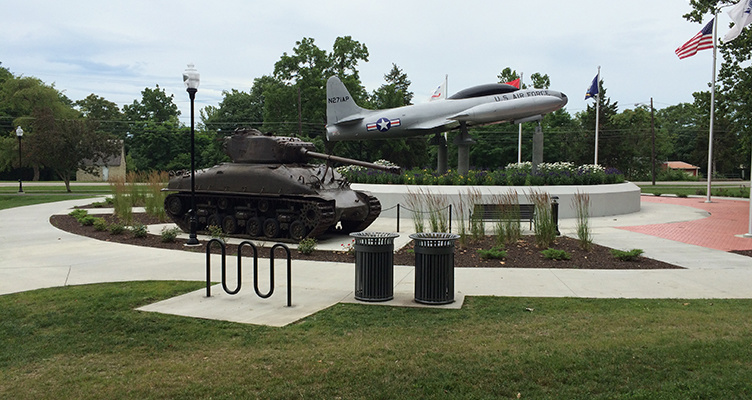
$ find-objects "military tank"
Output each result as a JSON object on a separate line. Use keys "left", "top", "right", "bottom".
{"left": 163, "top": 129, "right": 400, "bottom": 241}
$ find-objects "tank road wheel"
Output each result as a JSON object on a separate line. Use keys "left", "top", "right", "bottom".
{"left": 289, "top": 220, "right": 308, "bottom": 241}
{"left": 263, "top": 218, "right": 280, "bottom": 238}
{"left": 222, "top": 215, "right": 238, "bottom": 234}
{"left": 206, "top": 213, "right": 223, "bottom": 229}
{"left": 258, "top": 199, "right": 270, "bottom": 213}
{"left": 246, "top": 217, "right": 263, "bottom": 237}
{"left": 300, "top": 203, "right": 321, "bottom": 228}
{"left": 166, "top": 196, "right": 184, "bottom": 216}
{"left": 217, "top": 197, "right": 229, "bottom": 211}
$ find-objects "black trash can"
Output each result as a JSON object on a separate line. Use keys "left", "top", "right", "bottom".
{"left": 350, "top": 232, "right": 400, "bottom": 302}
{"left": 409, "top": 232, "right": 460, "bottom": 305}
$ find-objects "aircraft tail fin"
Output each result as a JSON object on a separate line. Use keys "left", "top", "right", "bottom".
{"left": 326, "top": 76, "right": 365, "bottom": 125}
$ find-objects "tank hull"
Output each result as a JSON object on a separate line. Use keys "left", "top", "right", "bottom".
{"left": 164, "top": 162, "right": 381, "bottom": 241}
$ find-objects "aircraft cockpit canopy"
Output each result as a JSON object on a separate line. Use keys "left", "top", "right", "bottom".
{"left": 448, "top": 83, "right": 519, "bottom": 100}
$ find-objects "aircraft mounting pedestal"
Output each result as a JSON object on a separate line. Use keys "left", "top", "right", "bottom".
{"left": 531, "top": 122, "right": 543, "bottom": 173}
{"left": 454, "top": 122, "right": 475, "bottom": 176}
{"left": 430, "top": 134, "right": 448, "bottom": 175}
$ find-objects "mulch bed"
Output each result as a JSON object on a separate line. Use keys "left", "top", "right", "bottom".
{"left": 50, "top": 212, "right": 690, "bottom": 270}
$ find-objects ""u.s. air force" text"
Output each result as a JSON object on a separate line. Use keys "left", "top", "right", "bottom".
{"left": 494, "top": 90, "right": 550, "bottom": 102}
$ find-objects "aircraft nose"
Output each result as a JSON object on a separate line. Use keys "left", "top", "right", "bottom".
{"left": 560, "top": 93, "right": 568, "bottom": 106}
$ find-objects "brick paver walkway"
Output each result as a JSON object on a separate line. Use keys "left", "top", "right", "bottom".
{"left": 618, "top": 196, "right": 752, "bottom": 251}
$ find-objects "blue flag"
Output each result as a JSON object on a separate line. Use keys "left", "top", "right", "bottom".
{"left": 585, "top": 74, "right": 599, "bottom": 100}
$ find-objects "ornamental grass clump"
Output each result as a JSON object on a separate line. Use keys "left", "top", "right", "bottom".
{"left": 573, "top": 190, "right": 593, "bottom": 251}
{"left": 529, "top": 189, "right": 557, "bottom": 248}
{"left": 404, "top": 188, "right": 425, "bottom": 233}
{"left": 424, "top": 189, "right": 450, "bottom": 233}
{"left": 492, "top": 190, "right": 521, "bottom": 246}
{"left": 145, "top": 170, "right": 168, "bottom": 222}
{"left": 467, "top": 187, "right": 485, "bottom": 240}
{"left": 127, "top": 171, "right": 147, "bottom": 207}
{"left": 110, "top": 176, "right": 132, "bottom": 225}
{"left": 455, "top": 192, "right": 469, "bottom": 248}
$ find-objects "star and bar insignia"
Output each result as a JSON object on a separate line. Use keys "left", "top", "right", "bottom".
{"left": 366, "top": 117, "right": 401, "bottom": 132}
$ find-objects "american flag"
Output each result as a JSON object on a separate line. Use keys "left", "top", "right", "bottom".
{"left": 675, "top": 19, "right": 715, "bottom": 59}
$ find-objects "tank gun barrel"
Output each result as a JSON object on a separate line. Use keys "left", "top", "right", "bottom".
{"left": 300, "top": 149, "right": 401, "bottom": 174}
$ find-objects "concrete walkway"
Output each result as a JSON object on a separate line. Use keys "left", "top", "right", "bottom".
{"left": 1, "top": 195, "right": 751, "bottom": 327}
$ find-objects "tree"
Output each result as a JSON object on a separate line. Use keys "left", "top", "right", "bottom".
{"left": 576, "top": 80, "right": 619, "bottom": 167}
{"left": 122, "top": 86, "right": 183, "bottom": 171}
{"left": 74, "top": 94, "right": 124, "bottom": 140}
{"left": 0, "top": 72, "right": 78, "bottom": 179}
{"left": 530, "top": 73, "right": 551, "bottom": 89}
{"left": 122, "top": 85, "right": 179, "bottom": 123}
{"left": 381, "top": 63, "right": 413, "bottom": 106}
{"left": 202, "top": 88, "right": 263, "bottom": 132}
{"left": 27, "top": 108, "right": 119, "bottom": 192}
{"left": 497, "top": 67, "right": 525, "bottom": 88}
{"left": 685, "top": 1, "right": 752, "bottom": 175}
{"left": 264, "top": 36, "right": 370, "bottom": 138}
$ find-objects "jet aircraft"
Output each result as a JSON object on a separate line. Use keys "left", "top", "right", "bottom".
{"left": 325, "top": 75, "right": 568, "bottom": 142}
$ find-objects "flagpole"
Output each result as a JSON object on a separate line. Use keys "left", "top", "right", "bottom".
{"left": 594, "top": 65, "right": 601, "bottom": 165}
{"left": 518, "top": 72, "right": 523, "bottom": 164}
{"left": 746, "top": 140, "right": 752, "bottom": 237}
{"left": 706, "top": 13, "right": 718, "bottom": 203}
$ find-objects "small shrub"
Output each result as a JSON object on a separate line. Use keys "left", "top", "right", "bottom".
{"left": 676, "top": 193, "right": 688, "bottom": 198}
{"left": 79, "top": 215, "right": 98, "bottom": 226}
{"left": 131, "top": 223, "right": 148, "bottom": 238}
{"left": 541, "top": 248, "right": 571, "bottom": 261}
{"left": 611, "top": 248, "right": 644, "bottom": 261}
{"left": 109, "top": 222, "right": 125, "bottom": 235}
{"left": 160, "top": 226, "right": 182, "bottom": 243}
{"left": 298, "top": 238, "right": 317, "bottom": 255}
{"left": 477, "top": 246, "right": 507, "bottom": 260}
{"left": 207, "top": 225, "right": 226, "bottom": 242}
{"left": 68, "top": 209, "right": 88, "bottom": 221}
{"left": 93, "top": 218, "right": 108, "bottom": 231}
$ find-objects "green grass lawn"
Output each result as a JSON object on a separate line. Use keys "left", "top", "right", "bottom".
{"left": 2, "top": 281, "right": 752, "bottom": 399}
{"left": 0, "top": 185, "right": 111, "bottom": 194}
{"left": 0, "top": 194, "right": 99, "bottom": 210}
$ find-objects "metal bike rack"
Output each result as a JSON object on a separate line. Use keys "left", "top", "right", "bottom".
{"left": 205, "top": 239, "right": 292, "bottom": 307}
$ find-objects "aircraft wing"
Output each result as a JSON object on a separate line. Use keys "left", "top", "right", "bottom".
{"left": 408, "top": 117, "right": 455, "bottom": 131}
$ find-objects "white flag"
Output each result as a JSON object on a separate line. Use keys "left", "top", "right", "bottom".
{"left": 724, "top": 0, "right": 752, "bottom": 42}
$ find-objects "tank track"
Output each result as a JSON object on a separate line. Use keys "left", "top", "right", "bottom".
{"left": 164, "top": 192, "right": 336, "bottom": 242}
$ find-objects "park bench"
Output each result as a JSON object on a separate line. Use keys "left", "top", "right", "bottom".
{"left": 471, "top": 203, "right": 536, "bottom": 229}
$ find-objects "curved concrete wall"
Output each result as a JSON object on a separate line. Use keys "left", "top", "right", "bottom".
{"left": 352, "top": 182, "right": 641, "bottom": 219}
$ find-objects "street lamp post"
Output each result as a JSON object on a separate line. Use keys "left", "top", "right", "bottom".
{"left": 183, "top": 64, "right": 200, "bottom": 246}
{"left": 16, "top": 126, "right": 24, "bottom": 193}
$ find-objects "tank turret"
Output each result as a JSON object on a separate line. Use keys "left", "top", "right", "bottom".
{"left": 224, "top": 128, "right": 400, "bottom": 173}
{"left": 163, "top": 129, "right": 398, "bottom": 241}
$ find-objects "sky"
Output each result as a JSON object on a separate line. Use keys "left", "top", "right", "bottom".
{"left": 2, "top": 0, "right": 734, "bottom": 125}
